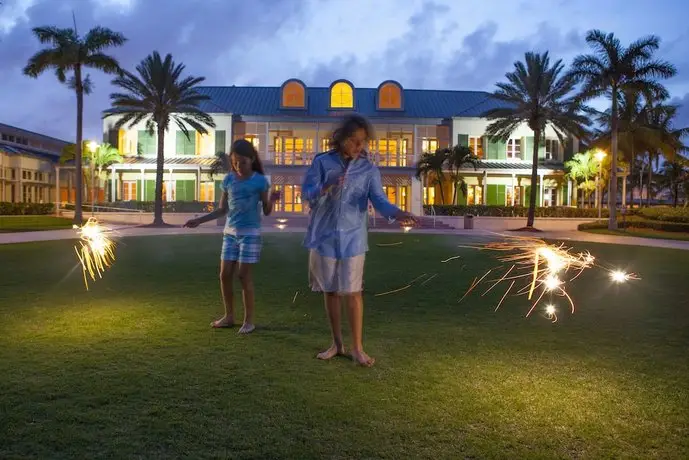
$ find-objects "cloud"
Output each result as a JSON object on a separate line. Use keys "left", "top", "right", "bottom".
{"left": 0, "top": 0, "right": 307, "bottom": 141}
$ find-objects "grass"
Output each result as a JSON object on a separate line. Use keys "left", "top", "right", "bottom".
{"left": 0, "top": 215, "right": 73, "bottom": 233}
{"left": 1, "top": 233, "right": 688, "bottom": 459}
{"left": 585, "top": 227, "right": 689, "bottom": 241}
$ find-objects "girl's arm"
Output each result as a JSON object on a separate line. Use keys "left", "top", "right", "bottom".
{"left": 261, "top": 189, "right": 280, "bottom": 216}
{"left": 183, "top": 191, "right": 228, "bottom": 227}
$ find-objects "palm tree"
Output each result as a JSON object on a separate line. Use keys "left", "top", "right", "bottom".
{"left": 105, "top": 52, "right": 216, "bottom": 226}
{"left": 484, "top": 51, "right": 590, "bottom": 229}
{"left": 209, "top": 151, "right": 230, "bottom": 180}
{"left": 24, "top": 25, "right": 127, "bottom": 224}
{"left": 415, "top": 148, "right": 449, "bottom": 205}
{"left": 444, "top": 145, "right": 479, "bottom": 204}
{"left": 565, "top": 151, "right": 599, "bottom": 207}
{"left": 89, "top": 144, "right": 123, "bottom": 205}
{"left": 569, "top": 30, "right": 676, "bottom": 228}
{"left": 658, "top": 159, "right": 689, "bottom": 207}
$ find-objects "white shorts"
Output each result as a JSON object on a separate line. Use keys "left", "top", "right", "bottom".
{"left": 309, "top": 250, "right": 365, "bottom": 294}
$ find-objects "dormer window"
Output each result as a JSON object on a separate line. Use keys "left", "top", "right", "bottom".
{"left": 377, "top": 81, "right": 403, "bottom": 110}
{"left": 280, "top": 79, "right": 306, "bottom": 109}
{"left": 329, "top": 80, "right": 354, "bottom": 109}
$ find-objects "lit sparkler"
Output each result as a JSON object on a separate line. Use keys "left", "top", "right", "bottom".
{"left": 458, "top": 236, "right": 639, "bottom": 322}
{"left": 73, "top": 217, "right": 116, "bottom": 290}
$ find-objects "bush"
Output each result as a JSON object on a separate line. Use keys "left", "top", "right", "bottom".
{"left": 0, "top": 202, "right": 55, "bottom": 215}
{"left": 61, "top": 201, "right": 215, "bottom": 213}
{"left": 578, "top": 218, "right": 689, "bottom": 233}
{"left": 423, "top": 205, "right": 631, "bottom": 219}
{"left": 637, "top": 207, "right": 689, "bottom": 223}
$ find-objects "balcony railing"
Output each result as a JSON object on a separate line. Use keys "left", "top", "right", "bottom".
{"left": 266, "top": 151, "right": 417, "bottom": 168}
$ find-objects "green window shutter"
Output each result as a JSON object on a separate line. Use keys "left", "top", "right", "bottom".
{"left": 175, "top": 181, "right": 186, "bottom": 201}
{"left": 214, "top": 180, "right": 223, "bottom": 204}
{"left": 488, "top": 139, "right": 506, "bottom": 160}
{"left": 497, "top": 185, "right": 506, "bottom": 206}
{"left": 179, "top": 180, "right": 196, "bottom": 201}
{"left": 137, "top": 131, "right": 156, "bottom": 155}
{"left": 186, "top": 131, "right": 196, "bottom": 155}
{"left": 525, "top": 186, "right": 531, "bottom": 207}
{"left": 137, "top": 180, "right": 143, "bottom": 200}
{"left": 538, "top": 136, "right": 546, "bottom": 159}
{"left": 145, "top": 180, "right": 155, "bottom": 201}
{"left": 215, "top": 130, "right": 226, "bottom": 154}
{"left": 457, "top": 134, "right": 469, "bottom": 147}
{"left": 487, "top": 139, "right": 499, "bottom": 160}
{"left": 176, "top": 131, "right": 185, "bottom": 155}
{"left": 486, "top": 184, "right": 498, "bottom": 205}
{"left": 457, "top": 187, "right": 467, "bottom": 205}
{"left": 525, "top": 137, "right": 534, "bottom": 161}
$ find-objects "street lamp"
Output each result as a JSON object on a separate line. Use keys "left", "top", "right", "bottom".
{"left": 87, "top": 141, "right": 99, "bottom": 215}
{"left": 594, "top": 150, "right": 606, "bottom": 219}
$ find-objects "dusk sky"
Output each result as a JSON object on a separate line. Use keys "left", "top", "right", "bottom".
{"left": 1, "top": 0, "right": 688, "bottom": 143}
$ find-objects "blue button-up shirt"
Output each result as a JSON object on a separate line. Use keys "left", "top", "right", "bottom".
{"left": 302, "top": 150, "right": 401, "bottom": 259}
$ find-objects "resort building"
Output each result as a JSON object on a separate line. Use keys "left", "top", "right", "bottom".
{"left": 101, "top": 79, "right": 580, "bottom": 214}
{"left": 0, "top": 123, "right": 70, "bottom": 203}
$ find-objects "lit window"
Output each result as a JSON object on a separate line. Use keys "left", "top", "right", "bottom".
{"left": 378, "top": 82, "right": 402, "bottom": 110}
{"left": 467, "top": 185, "right": 483, "bottom": 205}
{"left": 330, "top": 81, "right": 354, "bottom": 109}
{"left": 281, "top": 80, "right": 306, "bottom": 108}
{"left": 123, "top": 181, "right": 138, "bottom": 201}
{"left": 424, "top": 187, "right": 436, "bottom": 205}
{"left": 200, "top": 182, "right": 215, "bottom": 202}
{"left": 506, "top": 139, "right": 521, "bottom": 159}
{"left": 506, "top": 186, "right": 522, "bottom": 206}
{"left": 422, "top": 138, "right": 438, "bottom": 153}
{"left": 469, "top": 136, "right": 483, "bottom": 158}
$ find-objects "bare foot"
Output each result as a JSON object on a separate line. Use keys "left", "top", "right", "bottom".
{"left": 211, "top": 316, "right": 234, "bottom": 328}
{"left": 316, "top": 344, "right": 345, "bottom": 360}
{"left": 238, "top": 323, "right": 255, "bottom": 334}
{"left": 351, "top": 350, "right": 375, "bottom": 367}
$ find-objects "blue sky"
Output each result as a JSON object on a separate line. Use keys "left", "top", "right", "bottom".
{"left": 1, "top": 0, "right": 688, "bottom": 142}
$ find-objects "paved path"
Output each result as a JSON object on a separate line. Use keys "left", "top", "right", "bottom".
{"left": 2, "top": 223, "right": 689, "bottom": 250}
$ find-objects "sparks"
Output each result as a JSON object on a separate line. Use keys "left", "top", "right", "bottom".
{"left": 402, "top": 225, "right": 412, "bottom": 233}
{"left": 73, "top": 217, "right": 116, "bottom": 290}
{"left": 609, "top": 270, "right": 639, "bottom": 283}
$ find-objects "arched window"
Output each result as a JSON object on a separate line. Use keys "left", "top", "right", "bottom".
{"left": 280, "top": 79, "right": 306, "bottom": 109}
{"left": 330, "top": 81, "right": 354, "bottom": 109}
{"left": 377, "top": 81, "right": 403, "bottom": 110}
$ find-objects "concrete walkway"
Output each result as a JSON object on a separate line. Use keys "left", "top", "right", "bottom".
{"left": 2, "top": 223, "right": 689, "bottom": 250}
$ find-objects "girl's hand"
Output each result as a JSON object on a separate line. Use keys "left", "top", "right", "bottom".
{"left": 183, "top": 218, "right": 200, "bottom": 228}
{"left": 270, "top": 190, "right": 282, "bottom": 202}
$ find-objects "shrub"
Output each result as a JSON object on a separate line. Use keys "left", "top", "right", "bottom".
{"left": 423, "top": 205, "right": 631, "bottom": 219}
{"left": 578, "top": 218, "right": 689, "bottom": 233}
{"left": 637, "top": 207, "right": 689, "bottom": 223}
{"left": 0, "top": 202, "right": 55, "bottom": 215}
{"left": 61, "top": 201, "right": 215, "bottom": 213}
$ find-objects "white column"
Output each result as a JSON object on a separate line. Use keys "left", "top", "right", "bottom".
{"left": 110, "top": 166, "right": 117, "bottom": 202}
{"left": 567, "top": 179, "right": 572, "bottom": 207}
{"left": 411, "top": 176, "right": 422, "bottom": 215}
{"left": 539, "top": 173, "right": 545, "bottom": 207}
{"left": 482, "top": 170, "right": 488, "bottom": 205}
{"left": 168, "top": 168, "right": 174, "bottom": 201}
{"left": 511, "top": 174, "right": 516, "bottom": 206}
{"left": 55, "top": 166, "right": 60, "bottom": 215}
{"left": 622, "top": 175, "right": 627, "bottom": 208}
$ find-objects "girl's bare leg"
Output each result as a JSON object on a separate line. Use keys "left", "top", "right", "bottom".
{"left": 345, "top": 292, "right": 374, "bottom": 367}
{"left": 237, "top": 263, "right": 255, "bottom": 334}
{"left": 213, "top": 261, "right": 236, "bottom": 327}
{"left": 317, "top": 292, "right": 345, "bottom": 359}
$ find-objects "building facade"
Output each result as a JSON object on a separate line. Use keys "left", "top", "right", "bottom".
{"left": 0, "top": 123, "right": 70, "bottom": 203}
{"left": 101, "top": 79, "right": 579, "bottom": 215}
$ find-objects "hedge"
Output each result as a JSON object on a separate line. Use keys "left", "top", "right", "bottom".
{"left": 578, "top": 218, "right": 689, "bottom": 233}
{"left": 423, "top": 205, "right": 632, "bottom": 219}
{"left": 637, "top": 207, "right": 689, "bottom": 223}
{"left": 0, "top": 202, "right": 55, "bottom": 215}
{"left": 61, "top": 201, "right": 215, "bottom": 213}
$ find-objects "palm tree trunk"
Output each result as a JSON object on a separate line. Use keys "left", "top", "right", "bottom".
{"left": 628, "top": 144, "right": 634, "bottom": 209}
{"left": 608, "top": 90, "right": 619, "bottom": 230}
{"left": 647, "top": 152, "right": 655, "bottom": 207}
{"left": 73, "top": 67, "right": 84, "bottom": 225}
{"left": 153, "top": 125, "right": 166, "bottom": 225}
{"left": 526, "top": 128, "right": 540, "bottom": 228}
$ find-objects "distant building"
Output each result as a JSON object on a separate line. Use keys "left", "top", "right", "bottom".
{"left": 0, "top": 123, "right": 71, "bottom": 203}
{"left": 102, "top": 79, "right": 581, "bottom": 214}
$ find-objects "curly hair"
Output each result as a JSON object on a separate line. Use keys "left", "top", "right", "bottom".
{"left": 329, "top": 114, "right": 374, "bottom": 152}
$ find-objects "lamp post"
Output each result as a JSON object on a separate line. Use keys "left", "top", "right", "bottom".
{"left": 87, "top": 141, "right": 99, "bottom": 215}
{"left": 594, "top": 150, "right": 606, "bottom": 219}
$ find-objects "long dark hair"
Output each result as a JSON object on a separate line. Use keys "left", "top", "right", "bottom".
{"left": 329, "top": 114, "right": 374, "bottom": 152}
{"left": 230, "top": 139, "right": 264, "bottom": 175}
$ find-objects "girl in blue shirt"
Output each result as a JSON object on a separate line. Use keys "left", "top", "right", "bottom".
{"left": 184, "top": 139, "right": 280, "bottom": 334}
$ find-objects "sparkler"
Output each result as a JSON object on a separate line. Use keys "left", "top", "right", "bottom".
{"left": 73, "top": 217, "right": 116, "bottom": 290}
{"left": 458, "top": 236, "right": 639, "bottom": 322}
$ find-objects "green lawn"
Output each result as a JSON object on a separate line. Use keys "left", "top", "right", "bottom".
{"left": 0, "top": 215, "right": 73, "bottom": 232}
{"left": 1, "top": 233, "right": 687, "bottom": 459}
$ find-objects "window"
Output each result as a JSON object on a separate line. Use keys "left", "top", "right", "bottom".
{"left": 377, "top": 81, "right": 402, "bottom": 110}
{"left": 199, "top": 182, "right": 215, "bottom": 202}
{"left": 272, "top": 185, "right": 303, "bottom": 212}
{"left": 506, "top": 186, "right": 522, "bottom": 206}
{"left": 543, "top": 188, "right": 557, "bottom": 207}
{"left": 545, "top": 139, "right": 559, "bottom": 160}
{"left": 422, "top": 138, "right": 438, "bottom": 153}
{"left": 274, "top": 137, "right": 314, "bottom": 165}
{"left": 373, "top": 139, "right": 409, "bottom": 166}
{"left": 321, "top": 138, "right": 331, "bottom": 152}
{"left": 137, "top": 130, "right": 157, "bottom": 155}
{"left": 123, "top": 181, "right": 138, "bottom": 201}
{"left": 506, "top": 139, "right": 521, "bottom": 159}
{"left": 215, "top": 130, "right": 226, "bottom": 154}
{"left": 330, "top": 81, "right": 354, "bottom": 109}
{"left": 281, "top": 80, "right": 306, "bottom": 108}
{"left": 467, "top": 185, "right": 483, "bottom": 205}
{"left": 423, "top": 186, "right": 436, "bottom": 205}
{"left": 469, "top": 136, "right": 483, "bottom": 158}
{"left": 176, "top": 131, "right": 196, "bottom": 156}
{"left": 245, "top": 135, "right": 260, "bottom": 150}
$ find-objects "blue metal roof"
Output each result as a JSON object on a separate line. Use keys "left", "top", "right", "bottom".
{"left": 0, "top": 141, "right": 61, "bottom": 163}
{"left": 195, "top": 85, "right": 509, "bottom": 119}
